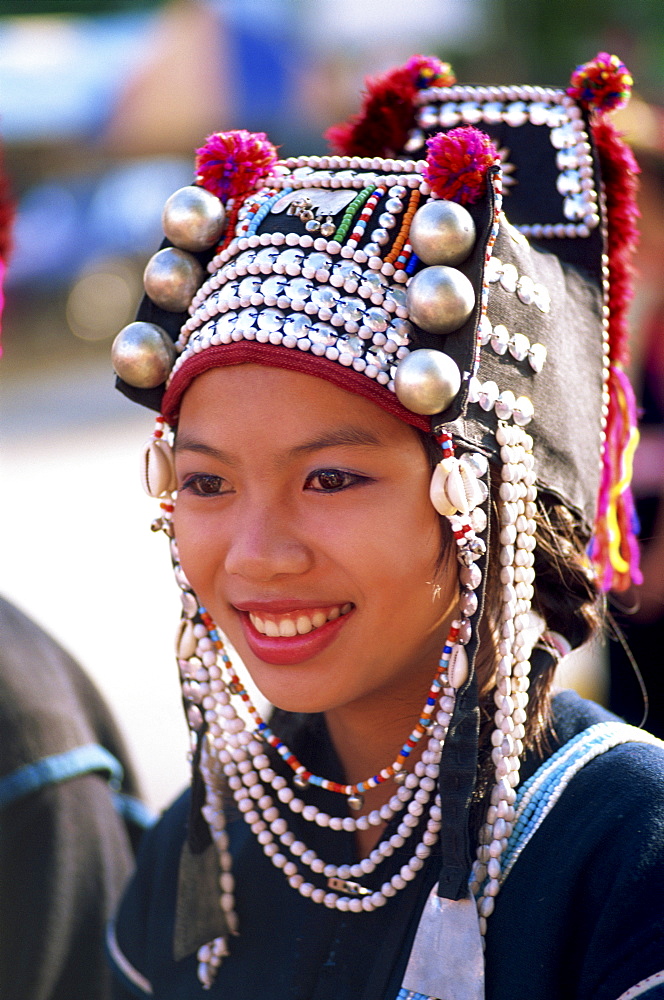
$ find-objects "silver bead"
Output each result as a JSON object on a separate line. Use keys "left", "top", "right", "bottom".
{"left": 187, "top": 704, "right": 204, "bottom": 731}
{"left": 409, "top": 200, "right": 476, "bottom": 266}
{"left": 406, "top": 265, "right": 475, "bottom": 336}
{"left": 111, "top": 321, "right": 176, "bottom": 388}
{"left": 460, "top": 562, "right": 482, "bottom": 589}
{"left": 457, "top": 617, "right": 473, "bottom": 645}
{"left": 162, "top": 185, "right": 226, "bottom": 252}
{"left": 394, "top": 349, "right": 461, "bottom": 415}
{"left": 144, "top": 247, "right": 205, "bottom": 312}
{"left": 459, "top": 588, "right": 478, "bottom": 617}
{"left": 347, "top": 793, "right": 364, "bottom": 811}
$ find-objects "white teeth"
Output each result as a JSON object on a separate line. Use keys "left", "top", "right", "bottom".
{"left": 248, "top": 604, "right": 352, "bottom": 637}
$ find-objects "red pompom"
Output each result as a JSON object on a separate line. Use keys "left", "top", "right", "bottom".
{"left": 567, "top": 52, "right": 633, "bottom": 115}
{"left": 195, "top": 130, "right": 279, "bottom": 203}
{"left": 425, "top": 127, "right": 498, "bottom": 204}
{"left": 325, "top": 55, "right": 455, "bottom": 158}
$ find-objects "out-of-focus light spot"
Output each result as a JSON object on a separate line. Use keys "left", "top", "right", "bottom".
{"left": 66, "top": 258, "right": 140, "bottom": 341}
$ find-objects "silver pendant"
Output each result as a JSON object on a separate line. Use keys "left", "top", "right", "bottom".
{"left": 271, "top": 188, "right": 357, "bottom": 216}
{"left": 401, "top": 890, "right": 485, "bottom": 1000}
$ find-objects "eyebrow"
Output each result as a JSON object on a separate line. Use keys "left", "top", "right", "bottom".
{"left": 173, "top": 437, "right": 238, "bottom": 466}
{"left": 287, "top": 426, "right": 383, "bottom": 456}
{"left": 174, "top": 426, "right": 382, "bottom": 464}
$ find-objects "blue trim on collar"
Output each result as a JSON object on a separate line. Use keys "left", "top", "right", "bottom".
{"left": 0, "top": 743, "right": 124, "bottom": 809}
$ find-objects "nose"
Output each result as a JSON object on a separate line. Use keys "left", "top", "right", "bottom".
{"left": 224, "top": 500, "right": 314, "bottom": 582}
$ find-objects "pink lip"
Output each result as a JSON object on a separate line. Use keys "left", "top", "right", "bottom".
{"left": 234, "top": 603, "right": 354, "bottom": 666}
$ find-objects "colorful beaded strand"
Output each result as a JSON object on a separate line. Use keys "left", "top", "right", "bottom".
{"left": 198, "top": 608, "right": 458, "bottom": 798}
{"left": 333, "top": 186, "right": 376, "bottom": 243}
{"left": 385, "top": 188, "right": 421, "bottom": 264}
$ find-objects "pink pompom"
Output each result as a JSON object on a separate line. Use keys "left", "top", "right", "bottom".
{"left": 425, "top": 127, "right": 498, "bottom": 204}
{"left": 325, "top": 55, "right": 455, "bottom": 158}
{"left": 567, "top": 52, "right": 633, "bottom": 115}
{"left": 195, "top": 130, "right": 279, "bottom": 203}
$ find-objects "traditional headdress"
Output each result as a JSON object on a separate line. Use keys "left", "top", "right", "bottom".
{"left": 112, "top": 52, "right": 641, "bottom": 995}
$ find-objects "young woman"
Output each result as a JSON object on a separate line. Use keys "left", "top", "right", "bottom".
{"left": 108, "top": 53, "right": 664, "bottom": 1000}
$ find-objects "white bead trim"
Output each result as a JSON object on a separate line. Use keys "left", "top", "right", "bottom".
{"left": 467, "top": 376, "right": 534, "bottom": 426}
{"left": 478, "top": 315, "right": 547, "bottom": 373}
{"left": 485, "top": 256, "right": 551, "bottom": 313}
{"left": 468, "top": 420, "right": 537, "bottom": 934}
{"left": 407, "top": 87, "right": 598, "bottom": 237}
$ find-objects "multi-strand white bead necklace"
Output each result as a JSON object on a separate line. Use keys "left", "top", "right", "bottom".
{"left": 181, "top": 612, "right": 462, "bottom": 988}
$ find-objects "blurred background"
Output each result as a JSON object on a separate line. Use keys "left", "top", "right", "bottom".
{"left": 1, "top": 0, "right": 663, "bottom": 811}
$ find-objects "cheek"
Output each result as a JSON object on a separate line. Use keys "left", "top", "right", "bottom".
{"left": 369, "top": 506, "right": 446, "bottom": 602}
{"left": 173, "top": 505, "right": 222, "bottom": 596}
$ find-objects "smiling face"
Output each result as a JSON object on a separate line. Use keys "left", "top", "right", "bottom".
{"left": 173, "top": 365, "right": 458, "bottom": 731}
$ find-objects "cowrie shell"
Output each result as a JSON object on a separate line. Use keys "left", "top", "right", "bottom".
{"left": 142, "top": 437, "right": 177, "bottom": 497}
{"left": 448, "top": 644, "right": 469, "bottom": 689}
{"left": 175, "top": 618, "right": 197, "bottom": 660}
{"left": 459, "top": 463, "right": 485, "bottom": 511}
{"left": 429, "top": 458, "right": 458, "bottom": 516}
{"left": 444, "top": 461, "right": 471, "bottom": 515}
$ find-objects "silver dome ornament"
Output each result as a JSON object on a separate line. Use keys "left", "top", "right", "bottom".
{"left": 111, "top": 321, "right": 176, "bottom": 388}
{"left": 141, "top": 437, "right": 177, "bottom": 498}
{"left": 143, "top": 247, "right": 205, "bottom": 312}
{"left": 408, "top": 200, "right": 476, "bottom": 266}
{"left": 162, "top": 185, "right": 226, "bottom": 252}
{"left": 394, "top": 349, "right": 461, "bottom": 415}
{"left": 406, "top": 266, "right": 475, "bottom": 336}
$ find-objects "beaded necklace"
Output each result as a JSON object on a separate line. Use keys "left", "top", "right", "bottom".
{"left": 199, "top": 607, "right": 459, "bottom": 802}
{"left": 178, "top": 612, "right": 461, "bottom": 986}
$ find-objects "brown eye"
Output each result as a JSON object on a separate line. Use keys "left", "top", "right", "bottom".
{"left": 182, "top": 474, "right": 226, "bottom": 496}
{"left": 316, "top": 470, "right": 348, "bottom": 491}
{"left": 306, "top": 469, "right": 367, "bottom": 493}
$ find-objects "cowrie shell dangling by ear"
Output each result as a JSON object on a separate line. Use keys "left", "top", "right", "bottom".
{"left": 448, "top": 643, "right": 469, "bottom": 690}
{"left": 142, "top": 437, "right": 177, "bottom": 497}
{"left": 430, "top": 458, "right": 458, "bottom": 516}
{"left": 444, "top": 461, "right": 471, "bottom": 515}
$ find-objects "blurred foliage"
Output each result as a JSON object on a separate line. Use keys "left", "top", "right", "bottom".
{"left": 450, "top": 0, "right": 664, "bottom": 99}
{"left": 0, "top": 0, "right": 163, "bottom": 13}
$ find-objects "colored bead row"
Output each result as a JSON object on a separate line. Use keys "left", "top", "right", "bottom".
{"left": 198, "top": 607, "right": 458, "bottom": 797}
{"left": 246, "top": 187, "right": 292, "bottom": 236}
{"left": 333, "top": 186, "right": 376, "bottom": 243}
{"left": 345, "top": 187, "right": 386, "bottom": 249}
{"left": 385, "top": 189, "right": 421, "bottom": 265}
